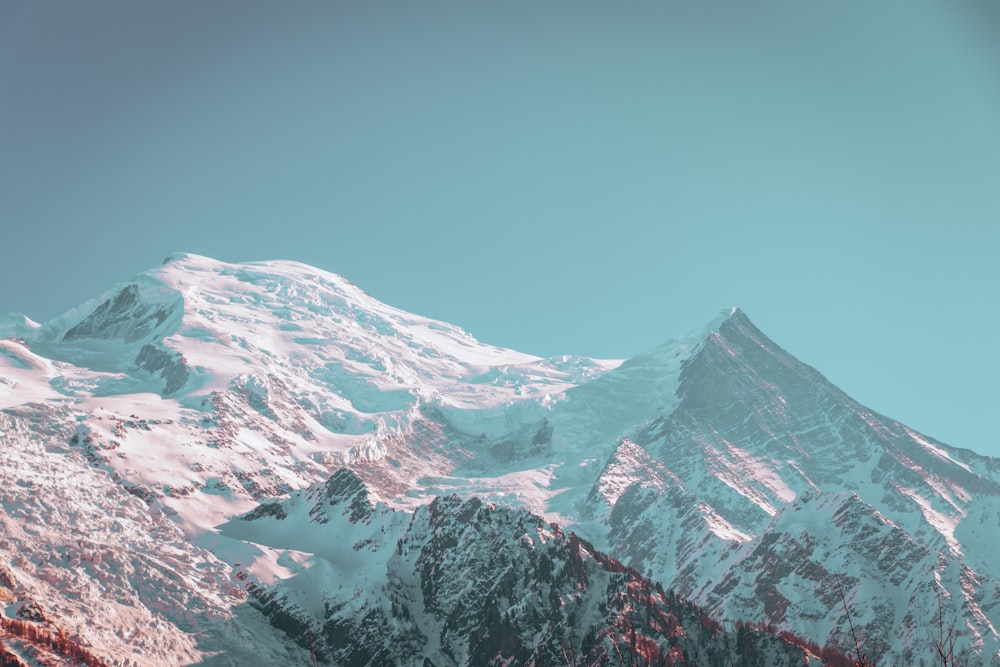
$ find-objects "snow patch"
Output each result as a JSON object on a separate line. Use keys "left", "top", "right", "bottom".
{"left": 897, "top": 485, "right": 963, "bottom": 556}
{"left": 906, "top": 427, "right": 972, "bottom": 473}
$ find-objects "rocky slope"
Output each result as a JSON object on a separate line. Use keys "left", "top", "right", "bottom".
{"left": 223, "top": 468, "right": 835, "bottom": 666}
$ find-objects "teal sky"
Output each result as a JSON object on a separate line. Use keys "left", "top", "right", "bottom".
{"left": 2, "top": 1, "right": 998, "bottom": 455}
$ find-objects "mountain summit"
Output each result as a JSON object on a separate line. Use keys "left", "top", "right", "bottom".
{"left": 1, "top": 255, "right": 997, "bottom": 665}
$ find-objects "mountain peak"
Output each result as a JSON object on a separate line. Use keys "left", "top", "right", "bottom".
{"left": 676, "top": 304, "right": 836, "bottom": 416}
{"left": 310, "top": 467, "right": 374, "bottom": 524}
{"left": 156, "top": 253, "right": 393, "bottom": 294}
{"left": 680, "top": 307, "right": 744, "bottom": 346}
{"left": 704, "top": 306, "right": 758, "bottom": 341}
{"left": 712, "top": 305, "right": 744, "bottom": 327}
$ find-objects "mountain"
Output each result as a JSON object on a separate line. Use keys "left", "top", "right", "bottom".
{"left": 589, "top": 311, "right": 1000, "bottom": 664}
{"left": 0, "top": 253, "right": 997, "bottom": 665}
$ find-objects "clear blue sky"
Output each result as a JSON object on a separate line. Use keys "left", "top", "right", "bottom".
{"left": 2, "top": 1, "right": 998, "bottom": 455}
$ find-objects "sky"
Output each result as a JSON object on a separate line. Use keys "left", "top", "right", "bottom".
{"left": 1, "top": 1, "right": 998, "bottom": 456}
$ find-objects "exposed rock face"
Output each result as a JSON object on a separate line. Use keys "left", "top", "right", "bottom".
{"left": 63, "top": 283, "right": 177, "bottom": 343}
{"left": 233, "top": 470, "right": 830, "bottom": 666}
{"left": 135, "top": 343, "right": 189, "bottom": 395}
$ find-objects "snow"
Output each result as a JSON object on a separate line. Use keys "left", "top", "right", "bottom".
{"left": 906, "top": 427, "right": 973, "bottom": 473}
{"left": 698, "top": 502, "right": 753, "bottom": 542}
{"left": 0, "top": 339, "right": 60, "bottom": 409}
{"left": 702, "top": 441, "right": 795, "bottom": 517}
{"left": 786, "top": 459, "right": 821, "bottom": 493}
{"left": 596, "top": 438, "right": 679, "bottom": 507}
{"left": 0, "top": 410, "right": 250, "bottom": 665}
{"left": 896, "top": 485, "right": 963, "bottom": 556}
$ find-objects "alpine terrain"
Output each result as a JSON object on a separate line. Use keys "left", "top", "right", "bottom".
{"left": 0, "top": 253, "right": 996, "bottom": 666}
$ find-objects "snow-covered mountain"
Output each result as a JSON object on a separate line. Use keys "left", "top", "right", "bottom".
{"left": 1, "top": 253, "right": 997, "bottom": 666}
{"left": 590, "top": 312, "right": 1000, "bottom": 664}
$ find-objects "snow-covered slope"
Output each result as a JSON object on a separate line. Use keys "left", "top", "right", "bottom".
{"left": 589, "top": 311, "right": 1000, "bottom": 664}
{"left": 1, "top": 254, "right": 998, "bottom": 665}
